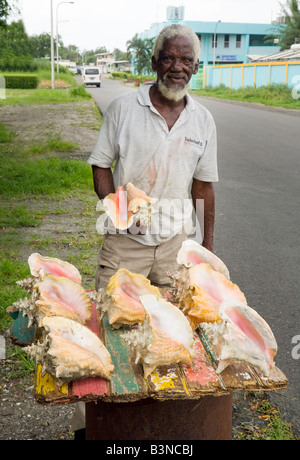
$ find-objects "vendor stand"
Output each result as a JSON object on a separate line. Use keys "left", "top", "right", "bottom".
{"left": 30, "top": 302, "right": 288, "bottom": 441}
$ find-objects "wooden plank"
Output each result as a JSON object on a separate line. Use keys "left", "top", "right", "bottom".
{"left": 35, "top": 365, "right": 69, "bottom": 403}
{"left": 70, "top": 303, "right": 109, "bottom": 400}
{"left": 147, "top": 364, "right": 190, "bottom": 399}
{"left": 33, "top": 303, "right": 288, "bottom": 405}
{"left": 8, "top": 311, "right": 36, "bottom": 346}
{"left": 102, "top": 316, "right": 147, "bottom": 402}
{"left": 182, "top": 334, "right": 227, "bottom": 395}
{"left": 197, "top": 326, "right": 288, "bottom": 393}
{"left": 220, "top": 364, "right": 261, "bottom": 390}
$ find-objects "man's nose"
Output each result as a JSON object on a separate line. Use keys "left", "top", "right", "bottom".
{"left": 170, "top": 58, "right": 183, "bottom": 70}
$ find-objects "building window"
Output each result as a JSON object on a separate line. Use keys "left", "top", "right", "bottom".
{"left": 236, "top": 34, "right": 241, "bottom": 48}
{"left": 212, "top": 34, "right": 218, "bottom": 48}
{"left": 224, "top": 34, "right": 230, "bottom": 48}
{"left": 249, "top": 34, "right": 268, "bottom": 46}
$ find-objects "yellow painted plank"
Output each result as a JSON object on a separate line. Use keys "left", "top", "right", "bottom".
{"left": 147, "top": 365, "right": 189, "bottom": 398}
{"left": 35, "top": 364, "right": 69, "bottom": 397}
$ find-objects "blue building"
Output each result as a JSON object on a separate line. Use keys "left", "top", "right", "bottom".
{"left": 139, "top": 8, "right": 282, "bottom": 66}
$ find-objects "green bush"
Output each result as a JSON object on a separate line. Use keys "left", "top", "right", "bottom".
{"left": 69, "top": 84, "right": 92, "bottom": 98}
{"left": 111, "top": 71, "right": 131, "bottom": 79}
{"left": 111, "top": 71, "right": 156, "bottom": 83}
{"left": 2, "top": 73, "right": 38, "bottom": 89}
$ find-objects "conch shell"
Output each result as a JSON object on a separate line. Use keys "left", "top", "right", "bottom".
{"left": 102, "top": 182, "right": 158, "bottom": 231}
{"left": 177, "top": 240, "right": 230, "bottom": 279}
{"left": 96, "top": 268, "right": 161, "bottom": 328}
{"left": 28, "top": 253, "right": 82, "bottom": 284}
{"left": 173, "top": 263, "right": 246, "bottom": 329}
{"left": 33, "top": 275, "right": 91, "bottom": 325}
{"left": 122, "top": 294, "right": 195, "bottom": 378}
{"left": 11, "top": 274, "right": 91, "bottom": 327}
{"left": 24, "top": 316, "right": 114, "bottom": 385}
{"left": 201, "top": 300, "right": 278, "bottom": 376}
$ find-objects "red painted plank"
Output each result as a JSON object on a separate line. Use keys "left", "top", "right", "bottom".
{"left": 182, "top": 334, "right": 219, "bottom": 387}
{"left": 71, "top": 301, "right": 109, "bottom": 397}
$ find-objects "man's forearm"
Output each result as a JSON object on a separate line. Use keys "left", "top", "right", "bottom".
{"left": 191, "top": 179, "right": 215, "bottom": 252}
{"left": 92, "top": 165, "right": 115, "bottom": 200}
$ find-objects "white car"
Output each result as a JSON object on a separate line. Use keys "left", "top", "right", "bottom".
{"left": 82, "top": 67, "right": 101, "bottom": 87}
{"left": 68, "top": 65, "right": 78, "bottom": 74}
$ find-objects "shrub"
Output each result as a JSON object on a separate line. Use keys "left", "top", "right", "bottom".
{"left": 69, "top": 84, "right": 92, "bottom": 98}
{"left": 2, "top": 73, "right": 38, "bottom": 89}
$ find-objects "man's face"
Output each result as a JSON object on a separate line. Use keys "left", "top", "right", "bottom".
{"left": 152, "top": 35, "right": 199, "bottom": 101}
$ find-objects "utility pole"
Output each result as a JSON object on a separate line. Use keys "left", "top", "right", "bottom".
{"left": 213, "top": 20, "right": 221, "bottom": 66}
{"left": 50, "top": 0, "right": 55, "bottom": 89}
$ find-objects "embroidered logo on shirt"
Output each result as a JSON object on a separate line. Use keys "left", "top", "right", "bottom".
{"left": 184, "top": 137, "right": 204, "bottom": 148}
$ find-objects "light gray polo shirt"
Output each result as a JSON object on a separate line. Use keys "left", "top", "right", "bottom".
{"left": 88, "top": 83, "right": 218, "bottom": 246}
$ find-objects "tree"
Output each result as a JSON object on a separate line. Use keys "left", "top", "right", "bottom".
{"left": 29, "top": 33, "right": 53, "bottom": 59}
{"left": 113, "top": 48, "right": 128, "bottom": 61}
{"left": 0, "top": 0, "right": 18, "bottom": 26}
{"left": 127, "top": 34, "right": 154, "bottom": 75}
{"left": 278, "top": 0, "right": 300, "bottom": 49}
{"left": 0, "top": 19, "right": 34, "bottom": 71}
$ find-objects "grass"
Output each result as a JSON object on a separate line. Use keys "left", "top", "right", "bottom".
{"left": 233, "top": 393, "right": 296, "bottom": 440}
{"left": 192, "top": 84, "right": 300, "bottom": 110}
{"left": 0, "top": 256, "right": 30, "bottom": 330}
{"left": 0, "top": 121, "right": 16, "bottom": 143}
{"left": 4, "top": 344, "right": 36, "bottom": 379}
{"left": 0, "top": 156, "right": 93, "bottom": 198}
{"left": 21, "top": 136, "right": 79, "bottom": 157}
{"left": 0, "top": 68, "right": 92, "bottom": 105}
{"left": 0, "top": 204, "right": 44, "bottom": 228}
{"left": 0, "top": 87, "right": 91, "bottom": 105}
{"left": 0, "top": 85, "right": 100, "bottom": 336}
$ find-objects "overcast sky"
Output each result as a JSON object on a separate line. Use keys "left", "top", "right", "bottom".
{"left": 18, "top": 0, "right": 283, "bottom": 52}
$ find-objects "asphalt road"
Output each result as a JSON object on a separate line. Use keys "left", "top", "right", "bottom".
{"left": 86, "top": 76, "right": 300, "bottom": 437}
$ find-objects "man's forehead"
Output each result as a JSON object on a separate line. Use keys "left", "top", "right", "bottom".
{"left": 161, "top": 35, "right": 194, "bottom": 54}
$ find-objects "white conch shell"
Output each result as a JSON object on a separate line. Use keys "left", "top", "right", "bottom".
{"left": 24, "top": 316, "right": 114, "bottom": 385}
{"left": 122, "top": 294, "right": 195, "bottom": 378}
{"left": 176, "top": 240, "right": 230, "bottom": 279}
{"left": 202, "top": 300, "right": 278, "bottom": 376}
{"left": 28, "top": 253, "right": 82, "bottom": 284}
{"left": 102, "top": 182, "right": 158, "bottom": 231}
{"left": 172, "top": 263, "right": 246, "bottom": 329}
{"left": 97, "top": 268, "right": 161, "bottom": 328}
{"left": 32, "top": 274, "right": 91, "bottom": 325}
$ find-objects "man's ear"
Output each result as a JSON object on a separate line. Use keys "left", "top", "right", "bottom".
{"left": 193, "top": 60, "right": 199, "bottom": 75}
{"left": 151, "top": 55, "right": 157, "bottom": 71}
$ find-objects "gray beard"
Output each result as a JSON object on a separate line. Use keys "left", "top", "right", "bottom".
{"left": 157, "top": 79, "right": 189, "bottom": 102}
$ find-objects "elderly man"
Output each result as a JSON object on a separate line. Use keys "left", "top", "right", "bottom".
{"left": 72, "top": 23, "right": 219, "bottom": 440}
{"left": 88, "top": 24, "right": 218, "bottom": 293}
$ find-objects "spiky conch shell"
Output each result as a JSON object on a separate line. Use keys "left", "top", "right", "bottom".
{"left": 122, "top": 294, "right": 195, "bottom": 378}
{"left": 11, "top": 274, "right": 91, "bottom": 327}
{"left": 96, "top": 268, "right": 161, "bottom": 329}
{"left": 101, "top": 182, "right": 158, "bottom": 231}
{"left": 28, "top": 253, "right": 82, "bottom": 284}
{"left": 24, "top": 316, "right": 114, "bottom": 386}
{"left": 170, "top": 263, "right": 246, "bottom": 330}
{"left": 201, "top": 300, "right": 278, "bottom": 376}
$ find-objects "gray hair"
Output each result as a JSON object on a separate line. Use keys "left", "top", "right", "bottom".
{"left": 153, "top": 24, "right": 201, "bottom": 61}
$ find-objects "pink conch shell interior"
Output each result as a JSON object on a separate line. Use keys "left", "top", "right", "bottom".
{"left": 219, "top": 301, "right": 277, "bottom": 368}
{"left": 177, "top": 240, "right": 230, "bottom": 279}
{"left": 103, "top": 182, "right": 156, "bottom": 230}
{"left": 35, "top": 274, "right": 91, "bottom": 324}
{"left": 28, "top": 253, "right": 82, "bottom": 284}
{"left": 189, "top": 263, "right": 246, "bottom": 305}
{"left": 24, "top": 316, "right": 114, "bottom": 384}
